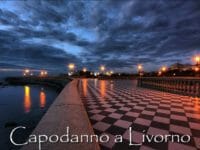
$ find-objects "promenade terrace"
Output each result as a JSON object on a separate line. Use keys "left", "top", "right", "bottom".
{"left": 79, "top": 79, "right": 200, "bottom": 150}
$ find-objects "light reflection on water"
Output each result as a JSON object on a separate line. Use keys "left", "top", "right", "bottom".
{"left": 40, "top": 90, "right": 46, "bottom": 108}
{"left": 23, "top": 86, "right": 47, "bottom": 112}
{"left": 24, "top": 86, "right": 31, "bottom": 113}
{"left": 0, "top": 85, "right": 59, "bottom": 150}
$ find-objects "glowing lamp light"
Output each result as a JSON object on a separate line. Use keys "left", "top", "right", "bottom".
{"left": 40, "top": 71, "right": 44, "bottom": 76}
{"left": 100, "top": 65, "right": 105, "bottom": 72}
{"left": 195, "top": 67, "right": 199, "bottom": 72}
{"left": 137, "top": 64, "right": 143, "bottom": 71}
{"left": 83, "top": 68, "right": 87, "bottom": 72}
{"left": 25, "top": 69, "right": 30, "bottom": 73}
{"left": 68, "top": 63, "right": 75, "bottom": 70}
{"left": 106, "top": 71, "right": 110, "bottom": 76}
{"left": 195, "top": 56, "right": 200, "bottom": 64}
{"left": 161, "top": 66, "right": 167, "bottom": 72}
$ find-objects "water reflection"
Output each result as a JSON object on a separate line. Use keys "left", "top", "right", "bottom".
{"left": 24, "top": 86, "right": 31, "bottom": 113}
{"left": 100, "top": 80, "right": 106, "bottom": 98}
{"left": 82, "top": 79, "right": 88, "bottom": 97}
{"left": 40, "top": 89, "right": 46, "bottom": 108}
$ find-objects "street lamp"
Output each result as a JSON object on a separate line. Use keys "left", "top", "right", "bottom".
{"left": 83, "top": 67, "right": 87, "bottom": 73}
{"left": 100, "top": 65, "right": 105, "bottom": 72}
{"left": 44, "top": 71, "right": 48, "bottom": 75}
{"left": 161, "top": 66, "right": 167, "bottom": 72}
{"left": 137, "top": 64, "right": 143, "bottom": 76}
{"left": 158, "top": 71, "right": 162, "bottom": 76}
{"left": 23, "top": 69, "right": 30, "bottom": 77}
{"left": 25, "top": 69, "right": 30, "bottom": 73}
{"left": 68, "top": 63, "right": 75, "bottom": 70}
{"left": 68, "top": 63, "right": 75, "bottom": 75}
{"left": 40, "top": 70, "right": 48, "bottom": 77}
{"left": 195, "top": 56, "right": 200, "bottom": 65}
{"left": 137, "top": 64, "right": 143, "bottom": 71}
{"left": 195, "top": 67, "right": 199, "bottom": 72}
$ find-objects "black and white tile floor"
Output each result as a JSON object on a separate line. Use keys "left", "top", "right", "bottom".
{"left": 78, "top": 79, "right": 200, "bottom": 150}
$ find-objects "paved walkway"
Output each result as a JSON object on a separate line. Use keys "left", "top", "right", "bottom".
{"left": 78, "top": 79, "right": 200, "bottom": 150}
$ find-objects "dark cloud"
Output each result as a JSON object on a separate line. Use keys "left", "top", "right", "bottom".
{"left": 0, "top": 0, "right": 200, "bottom": 72}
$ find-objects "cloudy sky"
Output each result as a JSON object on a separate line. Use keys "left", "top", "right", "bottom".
{"left": 0, "top": 0, "right": 200, "bottom": 73}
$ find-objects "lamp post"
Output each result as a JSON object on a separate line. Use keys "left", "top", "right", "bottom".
{"left": 161, "top": 66, "right": 167, "bottom": 72}
{"left": 83, "top": 67, "right": 87, "bottom": 73}
{"left": 68, "top": 63, "right": 75, "bottom": 75}
{"left": 23, "top": 69, "right": 30, "bottom": 77}
{"left": 100, "top": 65, "right": 105, "bottom": 74}
{"left": 195, "top": 56, "right": 200, "bottom": 65}
{"left": 160, "top": 66, "right": 167, "bottom": 77}
{"left": 137, "top": 64, "right": 143, "bottom": 76}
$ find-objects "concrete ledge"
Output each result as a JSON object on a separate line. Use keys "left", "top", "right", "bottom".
{"left": 21, "top": 79, "right": 100, "bottom": 150}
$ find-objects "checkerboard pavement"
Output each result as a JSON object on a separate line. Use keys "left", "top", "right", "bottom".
{"left": 78, "top": 79, "right": 200, "bottom": 150}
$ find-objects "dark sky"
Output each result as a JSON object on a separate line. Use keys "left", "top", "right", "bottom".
{"left": 0, "top": 0, "right": 200, "bottom": 73}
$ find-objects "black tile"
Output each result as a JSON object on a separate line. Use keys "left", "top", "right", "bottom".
{"left": 139, "top": 114, "right": 154, "bottom": 120}
{"left": 150, "top": 121, "right": 169, "bottom": 130}
{"left": 102, "top": 117, "right": 118, "bottom": 124}
{"left": 115, "top": 110, "right": 127, "bottom": 114}
{"left": 99, "top": 111, "right": 112, "bottom": 116}
{"left": 121, "top": 115, "right": 136, "bottom": 122}
{"left": 106, "top": 125, "right": 127, "bottom": 136}
{"left": 131, "top": 123, "right": 149, "bottom": 133}
{"left": 170, "top": 119, "right": 189, "bottom": 128}
{"left": 155, "top": 112, "right": 170, "bottom": 118}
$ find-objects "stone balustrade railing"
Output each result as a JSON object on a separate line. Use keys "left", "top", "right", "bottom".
{"left": 137, "top": 77, "right": 200, "bottom": 97}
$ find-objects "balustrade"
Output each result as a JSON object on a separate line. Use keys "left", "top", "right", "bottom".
{"left": 137, "top": 77, "right": 200, "bottom": 97}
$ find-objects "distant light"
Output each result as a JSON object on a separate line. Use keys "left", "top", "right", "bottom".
{"left": 161, "top": 66, "right": 167, "bottom": 72}
{"left": 106, "top": 71, "right": 110, "bottom": 76}
{"left": 158, "top": 71, "right": 162, "bottom": 76}
{"left": 25, "top": 69, "right": 30, "bottom": 73}
{"left": 40, "top": 71, "right": 44, "bottom": 76}
{"left": 195, "top": 67, "right": 199, "bottom": 72}
{"left": 40, "top": 70, "right": 48, "bottom": 77}
{"left": 68, "top": 63, "right": 75, "bottom": 70}
{"left": 110, "top": 71, "right": 114, "bottom": 74}
{"left": 83, "top": 68, "right": 87, "bottom": 72}
{"left": 94, "top": 72, "right": 98, "bottom": 76}
{"left": 100, "top": 65, "right": 105, "bottom": 72}
{"left": 195, "top": 56, "right": 200, "bottom": 64}
{"left": 137, "top": 64, "right": 143, "bottom": 71}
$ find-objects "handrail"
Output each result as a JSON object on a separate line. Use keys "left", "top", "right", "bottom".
{"left": 137, "top": 77, "right": 200, "bottom": 97}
